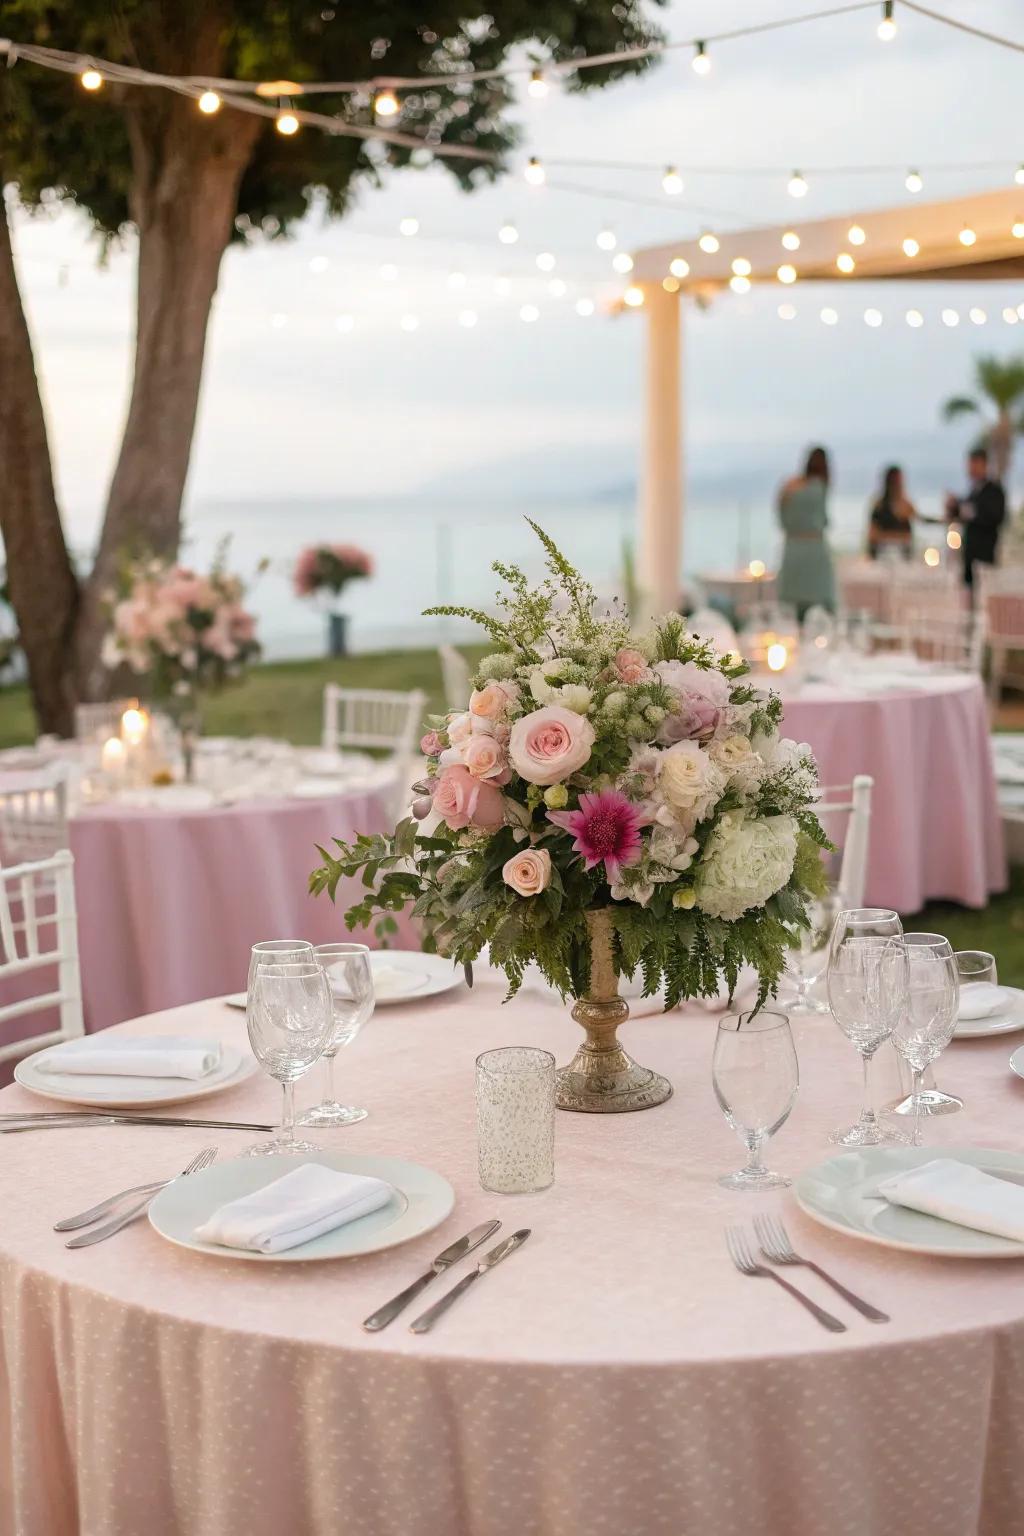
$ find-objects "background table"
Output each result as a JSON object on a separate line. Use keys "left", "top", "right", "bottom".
{"left": 779, "top": 671, "right": 1005, "bottom": 912}
{"left": 2, "top": 973, "right": 1023, "bottom": 1536}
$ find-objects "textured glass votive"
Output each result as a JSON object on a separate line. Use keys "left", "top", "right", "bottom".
{"left": 476, "top": 1047, "right": 556, "bottom": 1194}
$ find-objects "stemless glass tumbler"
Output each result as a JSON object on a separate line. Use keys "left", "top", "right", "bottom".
{"left": 476, "top": 1047, "right": 555, "bottom": 1195}
{"left": 826, "top": 908, "right": 907, "bottom": 1146}
{"left": 712, "top": 1011, "right": 799, "bottom": 1191}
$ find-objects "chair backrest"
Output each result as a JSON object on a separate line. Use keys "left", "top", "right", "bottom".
{"left": 74, "top": 698, "right": 138, "bottom": 744}
{"left": 0, "top": 850, "right": 83, "bottom": 1065}
{"left": 815, "top": 774, "right": 873, "bottom": 909}
{"left": 438, "top": 645, "right": 471, "bottom": 711}
{"left": 322, "top": 687, "right": 427, "bottom": 824}
{"left": 0, "top": 770, "right": 69, "bottom": 865}
{"left": 983, "top": 583, "right": 1024, "bottom": 643}
{"left": 902, "top": 609, "right": 985, "bottom": 671}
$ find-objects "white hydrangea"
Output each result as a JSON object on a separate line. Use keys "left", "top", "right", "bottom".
{"left": 695, "top": 812, "right": 799, "bottom": 921}
{"left": 648, "top": 824, "right": 700, "bottom": 876}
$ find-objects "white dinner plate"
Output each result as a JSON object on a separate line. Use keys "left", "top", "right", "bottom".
{"left": 223, "top": 993, "right": 248, "bottom": 1010}
{"left": 794, "top": 1145, "right": 1024, "bottom": 1259}
{"left": 14, "top": 1042, "right": 256, "bottom": 1109}
{"left": 370, "top": 950, "right": 465, "bottom": 1005}
{"left": 148, "top": 1151, "right": 455, "bottom": 1263}
{"left": 953, "top": 986, "right": 1024, "bottom": 1039}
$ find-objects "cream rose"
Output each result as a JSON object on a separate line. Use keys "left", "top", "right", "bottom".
{"left": 447, "top": 711, "right": 473, "bottom": 745}
{"left": 508, "top": 705, "right": 596, "bottom": 786}
{"left": 658, "top": 741, "right": 725, "bottom": 825}
{"left": 501, "top": 847, "right": 552, "bottom": 898}
{"left": 709, "top": 733, "right": 764, "bottom": 793}
{"left": 462, "top": 733, "right": 508, "bottom": 782}
{"left": 695, "top": 812, "right": 798, "bottom": 921}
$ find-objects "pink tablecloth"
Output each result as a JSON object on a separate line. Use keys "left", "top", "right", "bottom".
{"left": 780, "top": 674, "right": 1006, "bottom": 913}
{"left": 2, "top": 975, "right": 1024, "bottom": 1535}
{"left": 66, "top": 789, "right": 405, "bottom": 1030}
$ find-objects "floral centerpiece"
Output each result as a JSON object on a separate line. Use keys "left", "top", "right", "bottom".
{"left": 311, "top": 523, "right": 828, "bottom": 1113}
{"left": 293, "top": 543, "right": 374, "bottom": 657}
{"left": 103, "top": 551, "right": 260, "bottom": 780}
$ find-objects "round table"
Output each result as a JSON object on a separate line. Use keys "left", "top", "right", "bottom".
{"left": 778, "top": 671, "right": 1005, "bottom": 912}
{"left": 2, "top": 973, "right": 1023, "bottom": 1536}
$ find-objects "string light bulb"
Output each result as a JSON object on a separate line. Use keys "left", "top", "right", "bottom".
{"left": 663, "top": 276, "right": 680, "bottom": 293}
{"left": 548, "top": 278, "right": 567, "bottom": 297}
{"left": 399, "top": 216, "right": 419, "bottom": 236}
{"left": 787, "top": 170, "right": 808, "bottom": 198}
{"left": 493, "top": 276, "right": 511, "bottom": 297}
{"left": 969, "top": 307, "right": 987, "bottom": 325}
{"left": 1013, "top": 221, "right": 1024, "bottom": 239}
{"left": 447, "top": 270, "right": 467, "bottom": 289}
{"left": 906, "top": 308, "right": 924, "bottom": 327}
{"left": 864, "top": 308, "right": 883, "bottom": 327}
{"left": 400, "top": 314, "right": 420, "bottom": 332}
{"left": 575, "top": 298, "right": 595, "bottom": 317}
{"left": 519, "top": 304, "right": 540, "bottom": 323}
{"left": 877, "top": 1, "right": 897, "bottom": 42}
{"left": 923, "top": 547, "right": 940, "bottom": 568}
{"left": 198, "top": 90, "right": 221, "bottom": 115}
{"left": 662, "top": 165, "right": 684, "bottom": 196}
{"left": 777, "top": 264, "right": 797, "bottom": 284}
{"left": 1003, "top": 307, "right": 1019, "bottom": 325}
{"left": 848, "top": 224, "right": 866, "bottom": 246}
{"left": 941, "top": 309, "right": 960, "bottom": 327}
{"left": 904, "top": 168, "right": 923, "bottom": 193}
{"left": 276, "top": 107, "right": 300, "bottom": 136}
{"left": 612, "top": 252, "right": 634, "bottom": 273}
{"left": 836, "top": 252, "right": 856, "bottom": 273}
{"left": 820, "top": 307, "right": 838, "bottom": 326}
{"left": 374, "top": 89, "right": 399, "bottom": 118}
{"left": 524, "top": 156, "right": 545, "bottom": 186}
{"left": 536, "top": 252, "right": 556, "bottom": 272}
{"left": 1015, "top": 164, "right": 1024, "bottom": 187}
{"left": 731, "top": 257, "right": 752, "bottom": 277}
{"left": 528, "top": 68, "right": 549, "bottom": 99}
{"left": 692, "top": 41, "right": 711, "bottom": 75}
{"left": 498, "top": 221, "right": 519, "bottom": 244}
{"left": 698, "top": 231, "right": 720, "bottom": 254}
{"left": 596, "top": 228, "right": 617, "bottom": 251}
{"left": 902, "top": 237, "right": 919, "bottom": 257}
{"left": 778, "top": 303, "right": 796, "bottom": 320}
{"left": 781, "top": 230, "right": 801, "bottom": 251}
{"left": 730, "top": 275, "right": 751, "bottom": 294}
{"left": 80, "top": 68, "right": 104, "bottom": 91}
{"left": 669, "top": 257, "right": 690, "bottom": 278}
{"left": 459, "top": 309, "right": 478, "bottom": 328}
{"left": 623, "top": 285, "right": 645, "bottom": 308}
{"left": 959, "top": 226, "right": 977, "bottom": 247}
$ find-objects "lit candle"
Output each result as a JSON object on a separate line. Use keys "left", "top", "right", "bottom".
{"left": 101, "top": 736, "right": 126, "bottom": 778}
{"left": 766, "top": 642, "right": 789, "bottom": 672}
{"left": 120, "top": 707, "right": 149, "bottom": 746}
{"left": 748, "top": 559, "right": 767, "bottom": 580}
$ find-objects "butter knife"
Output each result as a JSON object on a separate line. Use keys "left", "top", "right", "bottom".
{"left": 362, "top": 1219, "right": 501, "bottom": 1331}
{"left": 409, "top": 1229, "right": 530, "bottom": 1334}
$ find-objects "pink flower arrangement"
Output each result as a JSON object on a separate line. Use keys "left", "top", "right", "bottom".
{"left": 103, "top": 557, "right": 260, "bottom": 695}
{"left": 432, "top": 765, "right": 505, "bottom": 832}
{"left": 293, "top": 544, "right": 374, "bottom": 599}
{"left": 548, "top": 790, "right": 649, "bottom": 883}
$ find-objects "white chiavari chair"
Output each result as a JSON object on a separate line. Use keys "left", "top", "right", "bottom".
{"left": 74, "top": 698, "right": 138, "bottom": 744}
{"left": 900, "top": 608, "right": 986, "bottom": 672}
{"left": 978, "top": 567, "right": 1024, "bottom": 702}
{"left": 0, "top": 769, "right": 69, "bottom": 867}
{"left": 438, "top": 645, "right": 471, "bottom": 711}
{"left": 0, "top": 850, "right": 83, "bottom": 1065}
{"left": 321, "top": 686, "right": 426, "bottom": 824}
{"left": 814, "top": 775, "right": 873, "bottom": 909}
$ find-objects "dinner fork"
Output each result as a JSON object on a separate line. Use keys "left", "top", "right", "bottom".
{"left": 753, "top": 1213, "right": 889, "bottom": 1323}
{"left": 725, "top": 1226, "right": 847, "bottom": 1333}
{"left": 55, "top": 1148, "right": 217, "bottom": 1231}
{"left": 64, "top": 1148, "right": 217, "bottom": 1248}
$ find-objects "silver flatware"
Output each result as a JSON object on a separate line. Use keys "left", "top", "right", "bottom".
{"left": 55, "top": 1148, "right": 220, "bottom": 1232}
{"left": 363, "top": 1219, "right": 502, "bottom": 1331}
{"left": 725, "top": 1226, "right": 846, "bottom": 1333}
{"left": 753, "top": 1212, "right": 889, "bottom": 1323}
{"left": 0, "top": 1114, "right": 273, "bottom": 1133}
{"left": 409, "top": 1229, "right": 530, "bottom": 1334}
{"left": 65, "top": 1148, "right": 217, "bottom": 1248}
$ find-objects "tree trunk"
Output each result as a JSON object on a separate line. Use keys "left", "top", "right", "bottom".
{"left": 990, "top": 409, "right": 1013, "bottom": 484}
{"left": 0, "top": 185, "right": 79, "bottom": 735}
{"left": 74, "top": 101, "right": 259, "bottom": 697}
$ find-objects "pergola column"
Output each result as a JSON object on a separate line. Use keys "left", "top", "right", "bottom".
{"left": 637, "top": 282, "right": 683, "bottom": 617}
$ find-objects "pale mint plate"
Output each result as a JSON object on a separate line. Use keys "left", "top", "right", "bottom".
{"left": 15, "top": 1041, "right": 255, "bottom": 1109}
{"left": 148, "top": 1151, "right": 455, "bottom": 1263}
{"left": 794, "top": 1145, "right": 1024, "bottom": 1259}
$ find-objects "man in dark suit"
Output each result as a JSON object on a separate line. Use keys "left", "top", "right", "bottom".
{"left": 945, "top": 446, "right": 1006, "bottom": 590}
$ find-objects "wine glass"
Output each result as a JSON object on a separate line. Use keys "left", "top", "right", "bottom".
{"left": 247, "top": 939, "right": 313, "bottom": 995}
{"left": 890, "top": 934, "right": 960, "bottom": 1147}
{"left": 826, "top": 908, "right": 908, "bottom": 1146}
{"left": 245, "top": 956, "right": 333, "bottom": 1156}
{"left": 712, "top": 1010, "right": 799, "bottom": 1190}
{"left": 782, "top": 885, "right": 841, "bottom": 1013}
{"left": 298, "top": 944, "right": 375, "bottom": 1127}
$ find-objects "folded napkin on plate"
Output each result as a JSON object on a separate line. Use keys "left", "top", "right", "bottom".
{"left": 371, "top": 965, "right": 430, "bottom": 999}
{"left": 957, "top": 982, "right": 1007, "bottom": 1021}
{"left": 877, "top": 1158, "right": 1024, "bottom": 1242}
{"left": 195, "top": 1163, "right": 393, "bottom": 1253}
{"left": 38, "top": 1035, "right": 223, "bottom": 1080}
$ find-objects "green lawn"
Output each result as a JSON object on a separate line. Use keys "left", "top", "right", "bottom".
{"left": 2, "top": 645, "right": 1021, "bottom": 982}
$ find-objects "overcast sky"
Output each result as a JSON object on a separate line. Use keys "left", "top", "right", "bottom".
{"left": 10, "top": 0, "right": 1024, "bottom": 544}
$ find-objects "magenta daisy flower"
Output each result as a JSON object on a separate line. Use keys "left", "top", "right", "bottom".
{"left": 547, "top": 790, "right": 649, "bottom": 883}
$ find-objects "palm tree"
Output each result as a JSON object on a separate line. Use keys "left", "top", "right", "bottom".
{"left": 942, "top": 354, "right": 1024, "bottom": 483}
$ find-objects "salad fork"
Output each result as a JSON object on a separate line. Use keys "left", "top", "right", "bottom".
{"left": 55, "top": 1148, "right": 216, "bottom": 1231}
{"left": 725, "top": 1226, "right": 846, "bottom": 1333}
{"left": 753, "top": 1213, "right": 889, "bottom": 1323}
{"left": 64, "top": 1148, "right": 217, "bottom": 1248}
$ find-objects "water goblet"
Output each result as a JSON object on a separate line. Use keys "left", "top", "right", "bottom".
{"left": 885, "top": 932, "right": 969, "bottom": 1120}
{"left": 298, "top": 943, "right": 375, "bottom": 1127}
{"left": 247, "top": 939, "right": 314, "bottom": 996}
{"left": 826, "top": 908, "right": 908, "bottom": 1146}
{"left": 712, "top": 1011, "right": 799, "bottom": 1190}
{"left": 244, "top": 956, "right": 333, "bottom": 1156}
{"left": 782, "top": 885, "right": 841, "bottom": 1013}
{"left": 890, "top": 934, "right": 960, "bottom": 1147}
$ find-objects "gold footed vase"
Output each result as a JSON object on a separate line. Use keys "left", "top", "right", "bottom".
{"left": 556, "top": 909, "right": 673, "bottom": 1114}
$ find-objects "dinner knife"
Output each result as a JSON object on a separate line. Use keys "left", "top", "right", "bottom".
{"left": 408, "top": 1229, "right": 531, "bottom": 1334}
{"left": 0, "top": 1114, "right": 273, "bottom": 1133}
{"left": 362, "top": 1219, "right": 502, "bottom": 1331}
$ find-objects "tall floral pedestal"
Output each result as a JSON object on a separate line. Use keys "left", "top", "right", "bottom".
{"left": 555, "top": 910, "right": 673, "bottom": 1114}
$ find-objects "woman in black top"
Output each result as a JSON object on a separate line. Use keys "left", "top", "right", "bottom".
{"left": 867, "top": 465, "right": 916, "bottom": 560}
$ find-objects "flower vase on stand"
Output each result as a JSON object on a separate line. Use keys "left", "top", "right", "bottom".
{"left": 326, "top": 601, "right": 349, "bottom": 659}
{"left": 173, "top": 690, "right": 202, "bottom": 784}
{"left": 556, "top": 909, "right": 673, "bottom": 1113}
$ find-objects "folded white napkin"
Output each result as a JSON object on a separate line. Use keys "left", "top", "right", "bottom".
{"left": 877, "top": 1158, "right": 1024, "bottom": 1242}
{"left": 195, "top": 1163, "right": 393, "bottom": 1253}
{"left": 38, "top": 1035, "right": 223, "bottom": 1081}
{"left": 370, "top": 964, "right": 430, "bottom": 998}
{"left": 957, "top": 982, "right": 1008, "bottom": 1021}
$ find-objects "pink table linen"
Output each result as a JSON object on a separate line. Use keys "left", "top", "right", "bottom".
{"left": 2, "top": 974, "right": 1024, "bottom": 1536}
{"left": 780, "top": 674, "right": 1005, "bottom": 912}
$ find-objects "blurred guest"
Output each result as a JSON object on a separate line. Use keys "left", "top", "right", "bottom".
{"left": 777, "top": 446, "right": 836, "bottom": 618}
{"left": 945, "top": 445, "right": 1006, "bottom": 588}
{"left": 867, "top": 465, "right": 917, "bottom": 560}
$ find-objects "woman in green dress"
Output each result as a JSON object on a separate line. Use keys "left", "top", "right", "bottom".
{"left": 777, "top": 445, "right": 836, "bottom": 617}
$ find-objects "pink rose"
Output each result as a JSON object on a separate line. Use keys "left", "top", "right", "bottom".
{"left": 432, "top": 765, "right": 505, "bottom": 832}
{"left": 508, "top": 705, "right": 596, "bottom": 786}
{"left": 420, "top": 730, "right": 444, "bottom": 756}
{"left": 462, "top": 734, "right": 509, "bottom": 783}
{"left": 613, "top": 648, "right": 654, "bottom": 685}
{"left": 470, "top": 681, "right": 520, "bottom": 721}
{"left": 655, "top": 660, "right": 730, "bottom": 744}
{"left": 447, "top": 712, "right": 473, "bottom": 745}
{"left": 502, "top": 847, "right": 552, "bottom": 898}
